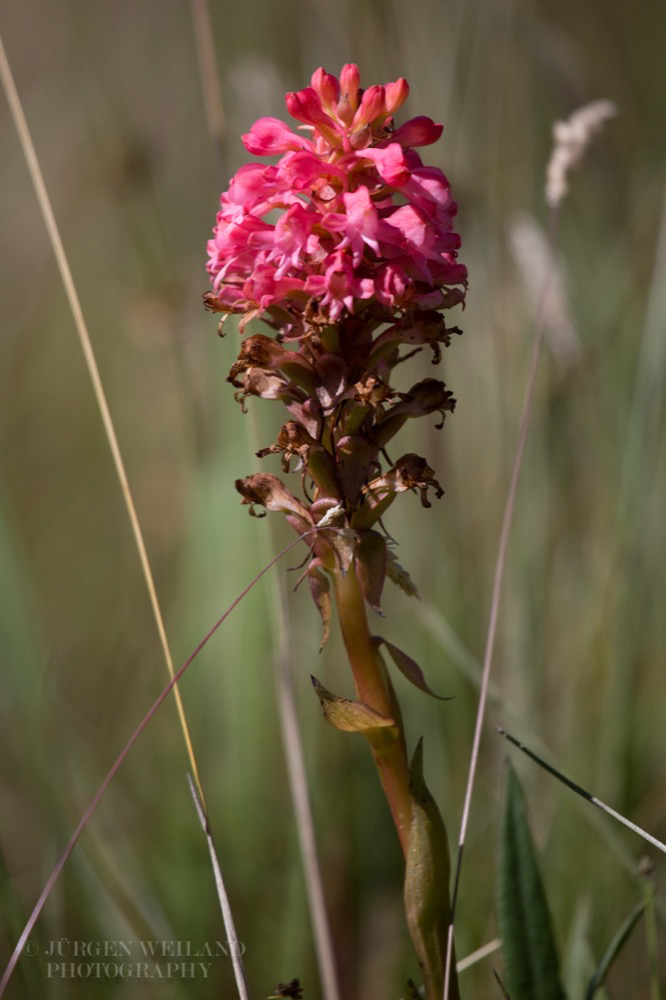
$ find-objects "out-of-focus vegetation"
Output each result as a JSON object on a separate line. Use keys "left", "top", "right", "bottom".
{"left": 1, "top": 1, "right": 664, "bottom": 997}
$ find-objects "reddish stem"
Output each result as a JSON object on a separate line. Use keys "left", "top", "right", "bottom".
{"left": 331, "top": 563, "right": 413, "bottom": 856}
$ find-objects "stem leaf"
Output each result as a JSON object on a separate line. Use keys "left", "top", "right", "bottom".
{"left": 374, "top": 638, "right": 452, "bottom": 700}
{"left": 404, "top": 739, "right": 459, "bottom": 1000}
{"left": 310, "top": 675, "right": 394, "bottom": 731}
{"left": 355, "top": 530, "right": 387, "bottom": 614}
{"left": 307, "top": 560, "right": 332, "bottom": 650}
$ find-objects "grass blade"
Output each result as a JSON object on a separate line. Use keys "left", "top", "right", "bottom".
{"left": 0, "top": 531, "right": 317, "bottom": 997}
{"left": 443, "top": 197, "right": 560, "bottom": 999}
{"left": 584, "top": 901, "right": 645, "bottom": 1000}
{"left": 0, "top": 27, "right": 206, "bottom": 809}
{"left": 187, "top": 775, "right": 250, "bottom": 1000}
{"left": 497, "top": 765, "right": 566, "bottom": 1000}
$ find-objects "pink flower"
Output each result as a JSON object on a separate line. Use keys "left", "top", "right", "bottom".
{"left": 304, "top": 250, "right": 376, "bottom": 320}
{"left": 242, "top": 117, "right": 311, "bottom": 155}
{"left": 206, "top": 65, "right": 466, "bottom": 336}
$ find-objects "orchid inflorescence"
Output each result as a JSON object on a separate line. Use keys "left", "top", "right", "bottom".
{"left": 205, "top": 64, "right": 466, "bottom": 628}
{"left": 206, "top": 65, "right": 466, "bottom": 999}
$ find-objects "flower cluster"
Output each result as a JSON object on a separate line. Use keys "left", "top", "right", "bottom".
{"left": 205, "top": 64, "right": 466, "bottom": 337}
{"left": 205, "top": 65, "right": 467, "bottom": 626}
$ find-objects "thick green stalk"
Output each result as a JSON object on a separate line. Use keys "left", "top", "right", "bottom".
{"left": 331, "top": 561, "right": 461, "bottom": 999}
{"left": 331, "top": 563, "right": 413, "bottom": 856}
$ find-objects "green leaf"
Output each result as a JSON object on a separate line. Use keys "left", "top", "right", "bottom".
{"left": 497, "top": 764, "right": 566, "bottom": 1000}
{"left": 310, "top": 676, "right": 394, "bottom": 732}
{"left": 584, "top": 900, "right": 646, "bottom": 1000}
{"left": 563, "top": 895, "right": 595, "bottom": 999}
{"left": 404, "top": 739, "right": 459, "bottom": 1000}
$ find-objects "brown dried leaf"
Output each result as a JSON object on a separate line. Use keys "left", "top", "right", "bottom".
{"left": 355, "top": 531, "right": 387, "bottom": 615}
{"left": 374, "top": 638, "right": 451, "bottom": 700}
{"left": 307, "top": 561, "right": 332, "bottom": 650}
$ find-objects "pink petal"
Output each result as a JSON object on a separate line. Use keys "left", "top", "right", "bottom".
{"left": 362, "top": 144, "right": 411, "bottom": 186}
{"left": 286, "top": 87, "right": 334, "bottom": 129}
{"left": 391, "top": 116, "right": 443, "bottom": 148}
{"left": 340, "top": 64, "right": 360, "bottom": 104}
{"left": 352, "top": 85, "right": 386, "bottom": 130}
{"left": 385, "top": 78, "right": 409, "bottom": 115}
{"left": 310, "top": 68, "right": 340, "bottom": 113}
{"left": 278, "top": 150, "right": 348, "bottom": 191}
{"left": 242, "top": 117, "right": 310, "bottom": 155}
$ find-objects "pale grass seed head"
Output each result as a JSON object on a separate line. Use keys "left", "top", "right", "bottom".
{"left": 545, "top": 99, "right": 618, "bottom": 208}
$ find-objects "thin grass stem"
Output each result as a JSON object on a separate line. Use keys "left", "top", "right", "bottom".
{"left": 442, "top": 205, "right": 560, "bottom": 999}
{"left": 0, "top": 30, "right": 207, "bottom": 810}
{"left": 189, "top": 0, "right": 226, "bottom": 170}
{"left": 455, "top": 938, "right": 501, "bottom": 973}
{"left": 273, "top": 624, "right": 342, "bottom": 1000}
{"left": 0, "top": 530, "right": 321, "bottom": 997}
{"left": 496, "top": 727, "right": 666, "bottom": 857}
{"left": 186, "top": 775, "right": 250, "bottom": 1000}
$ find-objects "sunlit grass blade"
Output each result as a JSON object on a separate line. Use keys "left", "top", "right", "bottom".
{"left": 497, "top": 764, "right": 566, "bottom": 1000}
{"left": 0, "top": 28, "right": 206, "bottom": 808}
{"left": 456, "top": 938, "right": 502, "bottom": 973}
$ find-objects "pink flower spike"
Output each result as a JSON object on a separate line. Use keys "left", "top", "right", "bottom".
{"left": 391, "top": 116, "right": 443, "bottom": 148}
{"left": 385, "top": 78, "right": 409, "bottom": 115}
{"left": 243, "top": 117, "right": 311, "bottom": 155}
{"left": 206, "top": 64, "right": 466, "bottom": 331}
{"left": 311, "top": 68, "right": 341, "bottom": 114}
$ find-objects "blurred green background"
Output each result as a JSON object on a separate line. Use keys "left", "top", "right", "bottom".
{"left": 1, "top": 0, "right": 665, "bottom": 997}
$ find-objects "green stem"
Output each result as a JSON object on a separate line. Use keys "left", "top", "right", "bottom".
{"left": 331, "top": 563, "right": 413, "bottom": 856}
